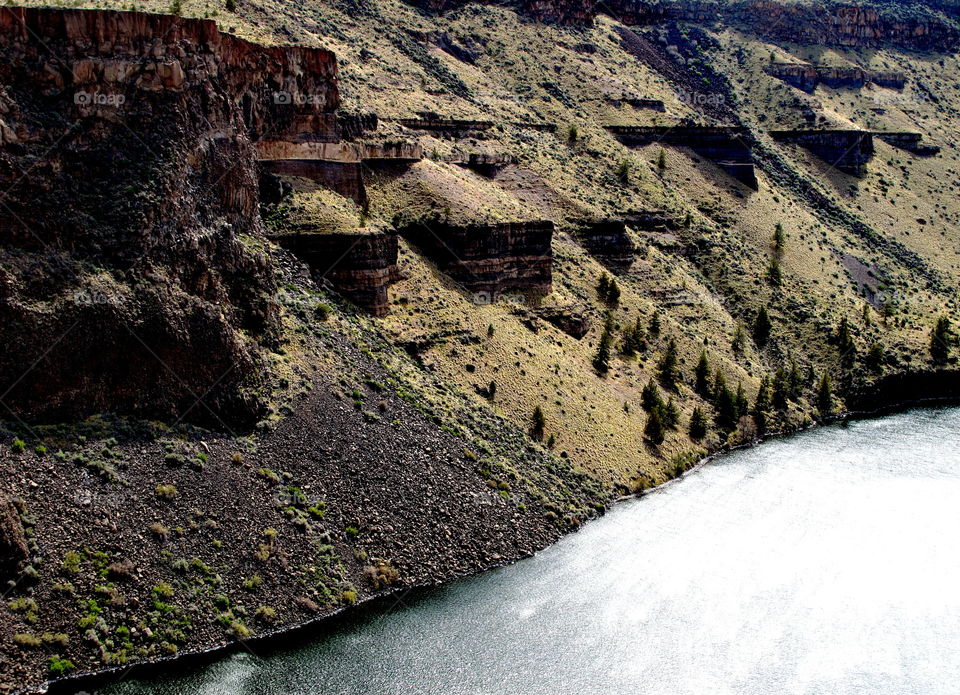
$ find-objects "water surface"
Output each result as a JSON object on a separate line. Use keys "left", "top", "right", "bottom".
{"left": 110, "top": 407, "right": 960, "bottom": 695}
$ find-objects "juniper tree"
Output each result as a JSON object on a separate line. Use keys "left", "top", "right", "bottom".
{"left": 695, "top": 350, "right": 711, "bottom": 397}
{"left": 689, "top": 406, "right": 708, "bottom": 441}
{"left": 530, "top": 406, "right": 546, "bottom": 441}
{"left": 931, "top": 316, "right": 953, "bottom": 362}
{"left": 753, "top": 307, "right": 772, "bottom": 348}
{"left": 658, "top": 338, "right": 680, "bottom": 390}
{"left": 817, "top": 373, "right": 833, "bottom": 417}
{"left": 645, "top": 407, "right": 666, "bottom": 444}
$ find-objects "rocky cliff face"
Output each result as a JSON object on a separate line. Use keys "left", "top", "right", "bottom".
{"left": 607, "top": 126, "right": 758, "bottom": 189}
{"left": 770, "top": 129, "right": 875, "bottom": 176}
{"left": 398, "top": 221, "right": 554, "bottom": 299}
{"left": 766, "top": 63, "right": 906, "bottom": 93}
{"left": 574, "top": 220, "right": 637, "bottom": 273}
{"left": 271, "top": 232, "right": 400, "bottom": 315}
{"left": 404, "top": 0, "right": 959, "bottom": 49}
{"left": 0, "top": 8, "right": 339, "bottom": 425}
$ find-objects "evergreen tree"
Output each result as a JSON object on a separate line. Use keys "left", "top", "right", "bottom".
{"left": 754, "top": 375, "right": 771, "bottom": 434}
{"left": 866, "top": 343, "right": 885, "bottom": 373}
{"left": 225, "top": 0, "right": 237, "bottom": 10}
{"left": 530, "top": 406, "right": 546, "bottom": 441}
{"left": 689, "top": 407, "right": 709, "bottom": 441}
{"left": 731, "top": 324, "right": 746, "bottom": 354}
{"left": 695, "top": 350, "right": 711, "bottom": 397}
{"left": 657, "top": 148, "right": 667, "bottom": 171}
{"left": 641, "top": 379, "right": 664, "bottom": 413}
{"left": 753, "top": 307, "right": 772, "bottom": 348}
{"left": 817, "top": 373, "right": 833, "bottom": 416}
{"left": 787, "top": 362, "right": 803, "bottom": 400}
{"left": 714, "top": 379, "right": 738, "bottom": 432}
{"left": 596, "top": 273, "right": 610, "bottom": 299}
{"left": 836, "top": 317, "right": 856, "bottom": 368}
{"left": 645, "top": 407, "right": 666, "bottom": 444}
{"left": 663, "top": 398, "right": 680, "bottom": 430}
{"left": 488, "top": 380, "right": 497, "bottom": 400}
{"left": 931, "top": 316, "right": 953, "bottom": 362}
{"left": 767, "top": 257, "right": 783, "bottom": 286}
{"left": 621, "top": 316, "right": 646, "bottom": 356}
{"left": 593, "top": 320, "right": 614, "bottom": 373}
{"left": 773, "top": 222, "right": 785, "bottom": 254}
{"left": 606, "top": 278, "right": 621, "bottom": 306}
{"left": 735, "top": 382, "right": 749, "bottom": 419}
{"left": 658, "top": 338, "right": 680, "bottom": 390}
{"left": 772, "top": 366, "right": 788, "bottom": 410}
{"left": 649, "top": 311, "right": 662, "bottom": 338}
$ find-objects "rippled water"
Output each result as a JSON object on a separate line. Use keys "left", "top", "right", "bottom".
{"left": 108, "top": 407, "right": 960, "bottom": 695}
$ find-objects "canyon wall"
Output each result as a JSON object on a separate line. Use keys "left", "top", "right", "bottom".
{"left": 765, "top": 63, "right": 906, "bottom": 93}
{"left": 271, "top": 232, "right": 400, "bottom": 316}
{"left": 607, "top": 125, "right": 758, "bottom": 189}
{"left": 398, "top": 221, "right": 554, "bottom": 298}
{"left": 0, "top": 7, "right": 340, "bottom": 425}
{"left": 404, "top": 0, "right": 959, "bottom": 49}
{"left": 770, "top": 129, "right": 875, "bottom": 176}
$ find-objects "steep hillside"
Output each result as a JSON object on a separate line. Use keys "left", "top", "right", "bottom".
{"left": 1, "top": 0, "right": 959, "bottom": 692}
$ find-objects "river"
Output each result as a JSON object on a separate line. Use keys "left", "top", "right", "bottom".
{"left": 106, "top": 407, "right": 960, "bottom": 695}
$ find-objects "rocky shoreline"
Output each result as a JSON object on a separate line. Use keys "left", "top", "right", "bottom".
{"left": 36, "top": 377, "right": 960, "bottom": 695}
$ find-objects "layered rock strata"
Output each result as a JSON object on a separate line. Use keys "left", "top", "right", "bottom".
{"left": 398, "top": 221, "right": 554, "bottom": 299}
{"left": 271, "top": 232, "right": 400, "bottom": 316}
{"left": 770, "top": 129, "right": 875, "bottom": 175}
{"left": 0, "top": 7, "right": 342, "bottom": 425}
{"left": 607, "top": 125, "right": 758, "bottom": 189}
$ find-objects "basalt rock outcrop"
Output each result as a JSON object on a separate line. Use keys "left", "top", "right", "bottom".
{"left": 607, "top": 125, "right": 758, "bottom": 189}
{"left": 765, "top": 62, "right": 906, "bottom": 93}
{"left": 405, "top": 0, "right": 960, "bottom": 50}
{"left": 0, "top": 7, "right": 341, "bottom": 425}
{"left": 398, "top": 114, "right": 495, "bottom": 136}
{"left": 270, "top": 232, "right": 400, "bottom": 316}
{"left": 770, "top": 129, "right": 875, "bottom": 176}
{"left": 573, "top": 219, "right": 637, "bottom": 273}
{"left": 874, "top": 131, "right": 941, "bottom": 156}
{"left": 0, "top": 497, "right": 28, "bottom": 582}
{"left": 398, "top": 221, "right": 554, "bottom": 298}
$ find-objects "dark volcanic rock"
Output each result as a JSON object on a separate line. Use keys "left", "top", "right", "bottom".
{"left": 398, "top": 221, "right": 554, "bottom": 299}
{"left": 270, "top": 232, "right": 401, "bottom": 316}
{"left": 770, "top": 129, "right": 875, "bottom": 176}
{"left": 0, "top": 497, "right": 27, "bottom": 582}
{"left": 0, "top": 7, "right": 341, "bottom": 426}
{"left": 607, "top": 125, "right": 758, "bottom": 189}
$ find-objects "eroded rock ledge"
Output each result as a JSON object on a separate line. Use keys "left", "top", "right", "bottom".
{"left": 0, "top": 7, "right": 339, "bottom": 425}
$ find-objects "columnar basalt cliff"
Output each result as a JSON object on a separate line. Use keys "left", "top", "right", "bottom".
{"left": 398, "top": 221, "right": 554, "bottom": 298}
{"left": 270, "top": 232, "right": 400, "bottom": 316}
{"left": 398, "top": 115, "right": 495, "bottom": 136}
{"left": 765, "top": 62, "right": 906, "bottom": 93}
{"left": 874, "top": 131, "right": 941, "bottom": 156}
{"left": 574, "top": 220, "right": 637, "bottom": 273}
{"left": 0, "top": 7, "right": 339, "bottom": 425}
{"left": 607, "top": 125, "right": 758, "bottom": 189}
{"left": 770, "top": 129, "right": 875, "bottom": 176}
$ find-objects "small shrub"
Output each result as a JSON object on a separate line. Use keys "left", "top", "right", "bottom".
{"left": 242, "top": 574, "right": 263, "bottom": 591}
{"left": 258, "top": 468, "right": 280, "bottom": 485}
{"left": 10, "top": 438, "right": 25, "bottom": 454}
{"left": 150, "top": 523, "right": 170, "bottom": 542}
{"left": 155, "top": 484, "right": 178, "bottom": 500}
{"left": 152, "top": 582, "right": 175, "bottom": 599}
{"left": 61, "top": 551, "right": 82, "bottom": 575}
{"left": 13, "top": 633, "right": 41, "bottom": 648}
{"left": 48, "top": 656, "right": 75, "bottom": 677}
{"left": 341, "top": 590, "right": 358, "bottom": 605}
{"left": 254, "top": 605, "right": 278, "bottom": 624}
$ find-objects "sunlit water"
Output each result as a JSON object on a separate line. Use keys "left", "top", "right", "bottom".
{"left": 108, "top": 407, "right": 960, "bottom": 695}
